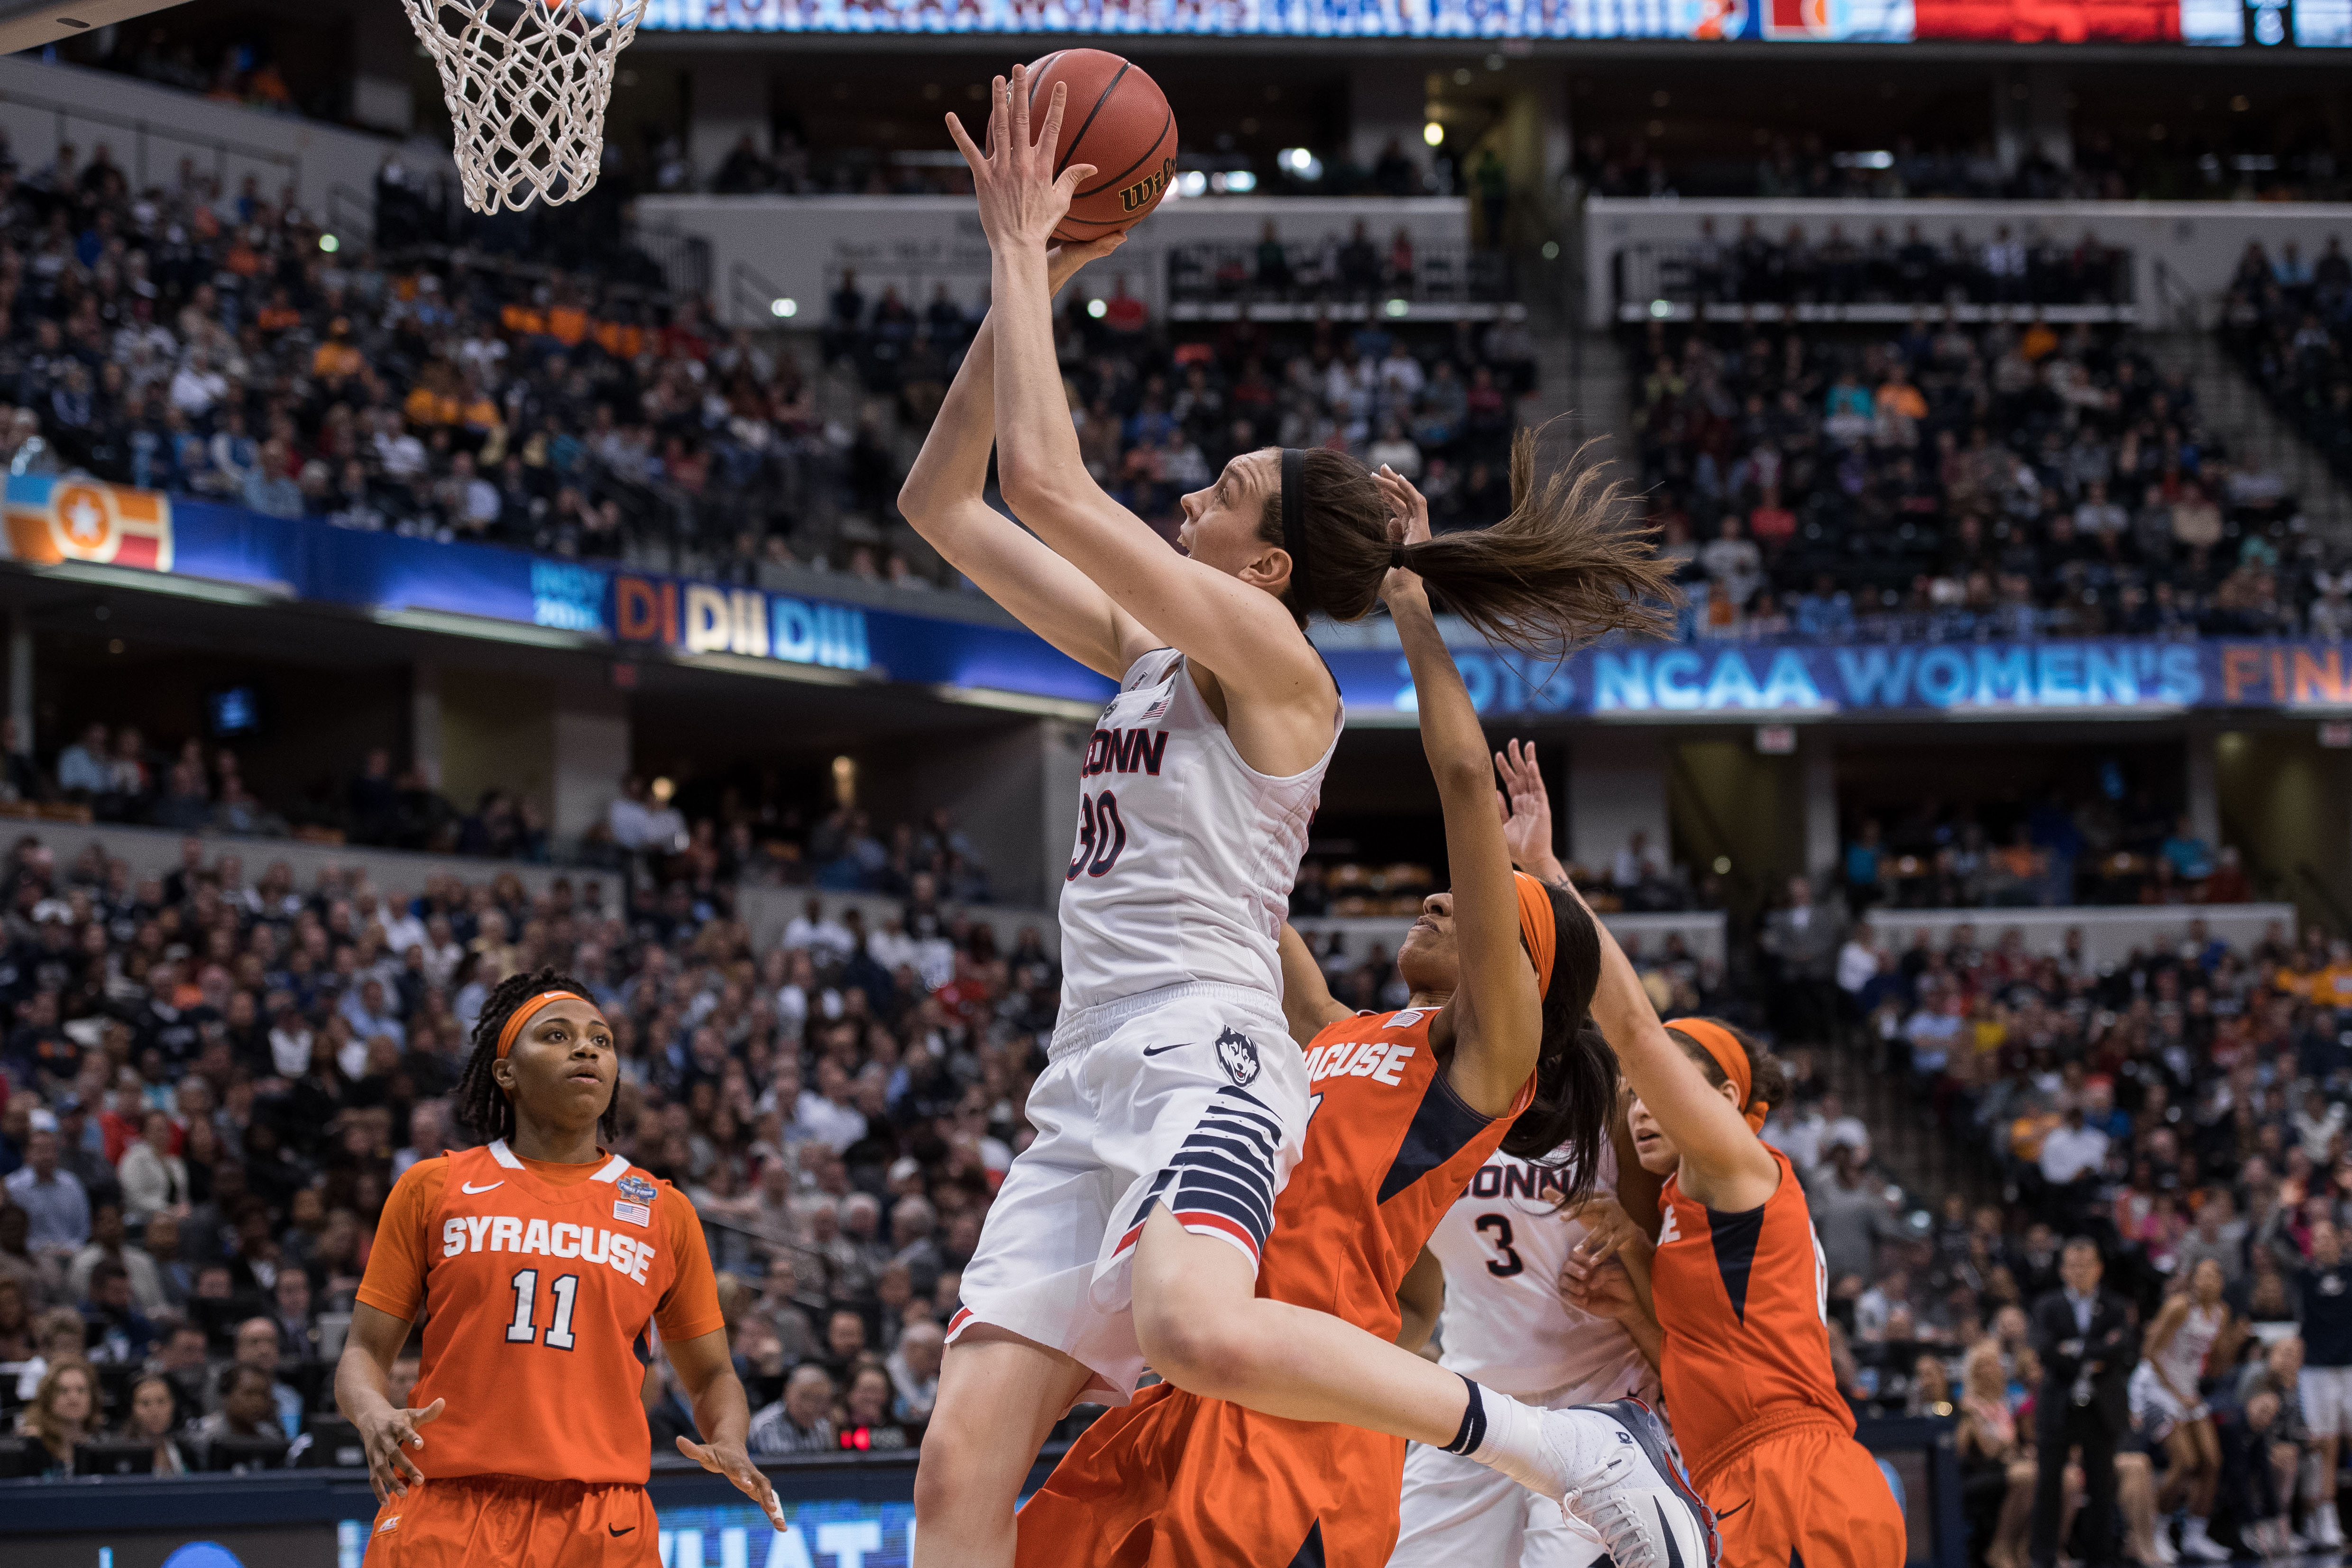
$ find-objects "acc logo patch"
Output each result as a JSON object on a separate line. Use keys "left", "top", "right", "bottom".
{"left": 616, "top": 1174, "right": 656, "bottom": 1205}
{"left": 1214, "top": 1027, "right": 1260, "bottom": 1088}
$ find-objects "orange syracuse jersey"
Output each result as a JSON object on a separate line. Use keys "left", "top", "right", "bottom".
{"left": 356, "top": 1141, "right": 723, "bottom": 1485}
{"left": 1267, "top": 1007, "right": 1533, "bottom": 1334}
{"left": 1650, "top": 1143, "right": 1849, "bottom": 1482}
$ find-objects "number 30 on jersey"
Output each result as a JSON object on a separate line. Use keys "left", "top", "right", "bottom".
{"left": 1067, "top": 789, "right": 1128, "bottom": 880}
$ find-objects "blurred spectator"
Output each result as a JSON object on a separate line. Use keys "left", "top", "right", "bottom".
{"left": 227, "top": 1314, "right": 303, "bottom": 1440}
{"left": 120, "top": 1372, "right": 192, "bottom": 1475}
{"left": 7, "top": 1128, "right": 91, "bottom": 1254}
{"left": 748, "top": 1363, "right": 838, "bottom": 1455}
{"left": 18, "top": 1357, "right": 97, "bottom": 1473}
{"left": 190, "top": 1362, "right": 286, "bottom": 1463}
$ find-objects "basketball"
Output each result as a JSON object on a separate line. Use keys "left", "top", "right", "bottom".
{"left": 1023, "top": 49, "right": 1177, "bottom": 243}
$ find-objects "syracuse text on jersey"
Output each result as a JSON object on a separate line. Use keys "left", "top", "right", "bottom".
{"left": 438, "top": 1212, "right": 658, "bottom": 1284}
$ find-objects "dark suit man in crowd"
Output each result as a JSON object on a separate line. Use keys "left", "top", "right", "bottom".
{"left": 2030, "top": 1237, "right": 2139, "bottom": 1568}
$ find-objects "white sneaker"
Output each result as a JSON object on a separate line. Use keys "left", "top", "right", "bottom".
{"left": 1535, "top": 1399, "right": 1718, "bottom": 1568}
{"left": 2178, "top": 1522, "right": 2233, "bottom": 1563}
{"left": 2318, "top": 1508, "right": 2347, "bottom": 1551}
{"left": 2150, "top": 1523, "right": 2179, "bottom": 1566}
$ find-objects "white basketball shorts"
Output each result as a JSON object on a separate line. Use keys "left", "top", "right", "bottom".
{"left": 946, "top": 980, "right": 1308, "bottom": 1406}
{"left": 2128, "top": 1361, "right": 2200, "bottom": 1441}
{"left": 2303, "top": 1365, "right": 2352, "bottom": 1438}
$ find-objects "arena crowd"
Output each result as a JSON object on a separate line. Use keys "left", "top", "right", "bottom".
{"left": 1630, "top": 314, "right": 2341, "bottom": 643}
{"left": 0, "top": 834, "right": 1054, "bottom": 1470}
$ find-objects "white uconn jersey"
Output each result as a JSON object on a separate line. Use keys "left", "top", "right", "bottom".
{"left": 1059, "top": 648, "right": 1338, "bottom": 1011}
{"left": 1427, "top": 1144, "right": 1649, "bottom": 1402}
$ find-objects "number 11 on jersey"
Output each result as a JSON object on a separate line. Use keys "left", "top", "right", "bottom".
{"left": 505, "top": 1268, "right": 580, "bottom": 1350}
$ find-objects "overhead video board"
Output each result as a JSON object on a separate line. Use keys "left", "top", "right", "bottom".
{"left": 635, "top": 0, "right": 2346, "bottom": 42}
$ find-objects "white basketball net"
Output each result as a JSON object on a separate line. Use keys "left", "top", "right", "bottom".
{"left": 401, "top": 0, "right": 646, "bottom": 215}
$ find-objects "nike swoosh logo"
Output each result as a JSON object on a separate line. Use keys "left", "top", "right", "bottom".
{"left": 609, "top": 1525, "right": 635, "bottom": 1537}
{"left": 1658, "top": 1501, "right": 1685, "bottom": 1568}
{"left": 461, "top": 1181, "right": 504, "bottom": 1194}
{"left": 1715, "top": 1500, "right": 1751, "bottom": 1521}
{"left": 1140, "top": 1042, "right": 1192, "bottom": 1056}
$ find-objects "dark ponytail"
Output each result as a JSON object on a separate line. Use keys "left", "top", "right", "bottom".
{"left": 1259, "top": 428, "right": 1678, "bottom": 652}
{"left": 1498, "top": 886, "right": 1616, "bottom": 1201}
{"left": 454, "top": 966, "right": 613, "bottom": 1145}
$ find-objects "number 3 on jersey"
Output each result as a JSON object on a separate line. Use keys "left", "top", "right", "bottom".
{"left": 1067, "top": 789, "right": 1128, "bottom": 880}
{"left": 1475, "top": 1214, "right": 1525, "bottom": 1278}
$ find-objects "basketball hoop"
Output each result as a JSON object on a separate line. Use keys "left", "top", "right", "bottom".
{"left": 401, "top": 0, "right": 647, "bottom": 215}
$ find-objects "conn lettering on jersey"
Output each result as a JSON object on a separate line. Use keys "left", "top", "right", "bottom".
{"left": 1081, "top": 727, "right": 1170, "bottom": 779}
{"left": 1467, "top": 1162, "right": 1576, "bottom": 1201}
{"left": 439, "top": 1215, "right": 654, "bottom": 1284}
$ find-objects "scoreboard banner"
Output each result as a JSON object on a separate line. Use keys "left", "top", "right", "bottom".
{"left": 618, "top": 0, "right": 2348, "bottom": 43}
{"left": 7, "top": 475, "right": 2352, "bottom": 723}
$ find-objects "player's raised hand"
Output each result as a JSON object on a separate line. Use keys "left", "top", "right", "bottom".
{"left": 1493, "top": 739, "right": 1564, "bottom": 883}
{"left": 677, "top": 1435, "right": 790, "bottom": 1533}
{"left": 357, "top": 1395, "right": 443, "bottom": 1503}
{"left": 1375, "top": 463, "right": 1430, "bottom": 611}
{"left": 945, "top": 65, "right": 1097, "bottom": 255}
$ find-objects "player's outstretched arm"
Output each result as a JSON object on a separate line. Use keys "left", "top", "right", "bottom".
{"left": 1381, "top": 469, "right": 1538, "bottom": 1119}
{"left": 667, "top": 1327, "right": 789, "bottom": 1531}
{"left": 1277, "top": 923, "right": 1351, "bottom": 1047}
{"left": 335, "top": 1302, "right": 443, "bottom": 1504}
{"left": 1558, "top": 874, "right": 1777, "bottom": 1211}
{"left": 896, "top": 235, "right": 1146, "bottom": 680}
{"left": 946, "top": 67, "right": 1326, "bottom": 709}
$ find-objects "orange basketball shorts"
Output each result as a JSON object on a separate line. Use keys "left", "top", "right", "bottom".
{"left": 1014, "top": 1383, "right": 1406, "bottom": 1568}
{"left": 1695, "top": 1419, "right": 1906, "bottom": 1568}
{"left": 364, "top": 1474, "right": 659, "bottom": 1568}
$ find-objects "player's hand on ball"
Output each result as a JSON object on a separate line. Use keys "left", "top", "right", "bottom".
{"left": 1047, "top": 232, "right": 1125, "bottom": 297}
{"left": 946, "top": 65, "right": 1097, "bottom": 254}
{"left": 358, "top": 1395, "right": 443, "bottom": 1502}
{"left": 677, "top": 1436, "right": 789, "bottom": 1533}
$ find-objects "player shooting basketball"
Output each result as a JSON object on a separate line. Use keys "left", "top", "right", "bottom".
{"left": 898, "top": 62, "right": 1695, "bottom": 1568}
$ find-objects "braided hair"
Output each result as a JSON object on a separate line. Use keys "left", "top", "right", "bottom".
{"left": 454, "top": 966, "right": 613, "bottom": 1145}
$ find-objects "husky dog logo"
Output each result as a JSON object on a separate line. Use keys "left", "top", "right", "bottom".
{"left": 1214, "top": 1027, "right": 1260, "bottom": 1087}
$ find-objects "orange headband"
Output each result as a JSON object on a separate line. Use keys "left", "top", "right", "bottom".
{"left": 495, "top": 990, "right": 586, "bottom": 1059}
{"left": 1514, "top": 872, "right": 1556, "bottom": 998}
{"left": 1669, "top": 1017, "right": 1768, "bottom": 1132}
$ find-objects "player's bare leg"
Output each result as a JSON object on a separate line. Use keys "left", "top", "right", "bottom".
{"left": 912, "top": 1326, "right": 1093, "bottom": 1568}
{"left": 1128, "top": 1207, "right": 1712, "bottom": 1568}
{"left": 1130, "top": 1205, "right": 1468, "bottom": 1435}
